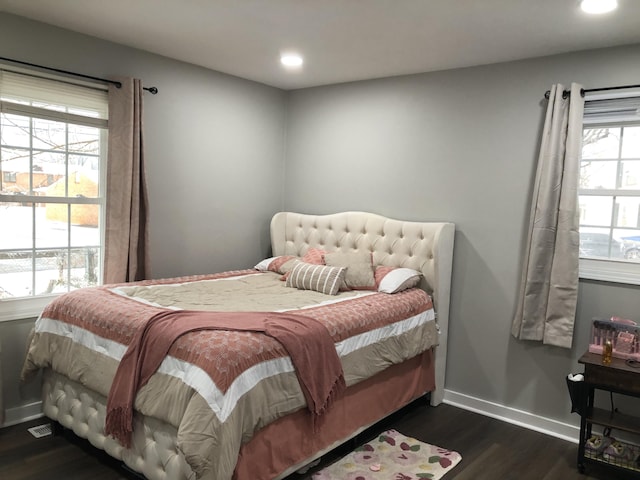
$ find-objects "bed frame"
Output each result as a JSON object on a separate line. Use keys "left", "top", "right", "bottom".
{"left": 40, "top": 211, "right": 455, "bottom": 480}
{"left": 270, "top": 211, "right": 455, "bottom": 406}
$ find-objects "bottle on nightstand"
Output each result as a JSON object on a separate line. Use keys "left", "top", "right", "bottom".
{"left": 602, "top": 340, "right": 612, "bottom": 365}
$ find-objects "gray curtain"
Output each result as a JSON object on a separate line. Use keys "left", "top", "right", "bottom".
{"left": 511, "top": 83, "right": 584, "bottom": 348}
{"left": 103, "top": 77, "right": 150, "bottom": 284}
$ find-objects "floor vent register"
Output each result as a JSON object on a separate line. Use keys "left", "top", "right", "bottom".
{"left": 27, "top": 423, "right": 53, "bottom": 438}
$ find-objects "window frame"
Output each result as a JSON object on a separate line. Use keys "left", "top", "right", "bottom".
{"left": 0, "top": 66, "right": 108, "bottom": 321}
{"left": 579, "top": 92, "right": 640, "bottom": 285}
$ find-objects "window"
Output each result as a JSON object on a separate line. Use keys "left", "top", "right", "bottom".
{"left": 579, "top": 91, "right": 640, "bottom": 284}
{"left": 0, "top": 68, "right": 108, "bottom": 317}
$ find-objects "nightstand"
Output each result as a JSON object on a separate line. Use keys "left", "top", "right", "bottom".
{"left": 577, "top": 352, "right": 640, "bottom": 477}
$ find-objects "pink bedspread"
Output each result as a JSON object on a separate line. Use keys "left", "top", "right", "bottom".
{"left": 23, "top": 270, "right": 436, "bottom": 480}
{"left": 39, "top": 270, "right": 431, "bottom": 394}
{"left": 105, "top": 309, "right": 345, "bottom": 447}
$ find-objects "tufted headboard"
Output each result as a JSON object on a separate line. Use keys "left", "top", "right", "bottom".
{"left": 270, "top": 211, "right": 455, "bottom": 405}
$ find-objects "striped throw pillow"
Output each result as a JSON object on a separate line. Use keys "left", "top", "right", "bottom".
{"left": 285, "top": 261, "right": 346, "bottom": 295}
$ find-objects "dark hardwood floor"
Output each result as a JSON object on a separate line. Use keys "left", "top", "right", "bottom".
{"left": 0, "top": 401, "right": 634, "bottom": 480}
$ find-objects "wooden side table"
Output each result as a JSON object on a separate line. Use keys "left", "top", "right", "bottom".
{"left": 577, "top": 352, "right": 640, "bottom": 477}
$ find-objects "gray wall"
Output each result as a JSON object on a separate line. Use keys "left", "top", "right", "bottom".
{"left": 0, "top": 317, "right": 40, "bottom": 420}
{"left": 1, "top": 11, "right": 640, "bottom": 435}
{"left": 284, "top": 44, "right": 640, "bottom": 427}
{"left": 0, "top": 13, "right": 286, "bottom": 419}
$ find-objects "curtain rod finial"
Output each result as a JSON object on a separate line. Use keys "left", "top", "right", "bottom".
{"left": 145, "top": 86, "right": 158, "bottom": 95}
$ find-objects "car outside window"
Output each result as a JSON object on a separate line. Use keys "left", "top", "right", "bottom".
{"left": 579, "top": 92, "right": 640, "bottom": 284}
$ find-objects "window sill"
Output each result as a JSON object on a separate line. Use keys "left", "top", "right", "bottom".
{"left": 0, "top": 295, "right": 58, "bottom": 322}
{"left": 579, "top": 258, "right": 640, "bottom": 286}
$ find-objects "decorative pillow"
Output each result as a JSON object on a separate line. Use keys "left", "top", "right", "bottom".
{"left": 375, "top": 266, "right": 423, "bottom": 293}
{"left": 285, "top": 261, "right": 346, "bottom": 295}
{"left": 277, "top": 257, "right": 299, "bottom": 277}
{"left": 254, "top": 255, "right": 298, "bottom": 274}
{"left": 254, "top": 257, "right": 273, "bottom": 271}
{"left": 281, "top": 247, "right": 328, "bottom": 281}
{"left": 324, "top": 251, "right": 376, "bottom": 290}
{"left": 301, "top": 247, "right": 327, "bottom": 265}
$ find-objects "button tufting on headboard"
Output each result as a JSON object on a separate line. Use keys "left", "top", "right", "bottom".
{"left": 271, "top": 211, "right": 453, "bottom": 308}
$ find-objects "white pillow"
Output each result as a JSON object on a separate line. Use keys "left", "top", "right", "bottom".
{"left": 376, "top": 267, "right": 422, "bottom": 294}
{"left": 254, "top": 257, "right": 276, "bottom": 271}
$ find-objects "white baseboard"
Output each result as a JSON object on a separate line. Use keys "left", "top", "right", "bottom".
{"left": 0, "top": 391, "right": 629, "bottom": 448}
{"left": 443, "top": 389, "right": 580, "bottom": 444}
{"left": 1, "top": 401, "right": 43, "bottom": 428}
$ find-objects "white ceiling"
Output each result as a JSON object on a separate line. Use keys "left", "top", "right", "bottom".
{"left": 2, "top": 0, "right": 640, "bottom": 90}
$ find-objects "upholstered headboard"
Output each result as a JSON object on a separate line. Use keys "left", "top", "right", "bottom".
{"left": 270, "top": 211, "right": 455, "bottom": 405}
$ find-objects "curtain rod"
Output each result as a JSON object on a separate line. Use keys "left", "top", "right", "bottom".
{"left": 544, "top": 83, "right": 640, "bottom": 100}
{"left": 0, "top": 56, "right": 158, "bottom": 94}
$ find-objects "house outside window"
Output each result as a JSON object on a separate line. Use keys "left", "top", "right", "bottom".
{"left": 579, "top": 91, "right": 640, "bottom": 285}
{"left": 0, "top": 67, "right": 108, "bottom": 318}
{"left": 2, "top": 171, "right": 16, "bottom": 183}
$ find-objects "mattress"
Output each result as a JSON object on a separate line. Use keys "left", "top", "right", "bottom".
{"left": 22, "top": 269, "right": 438, "bottom": 480}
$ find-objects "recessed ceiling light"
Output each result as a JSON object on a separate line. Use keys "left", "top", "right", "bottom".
{"left": 280, "top": 54, "right": 303, "bottom": 68}
{"left": 580, "top": 0, "right": 618, "bottom": 14}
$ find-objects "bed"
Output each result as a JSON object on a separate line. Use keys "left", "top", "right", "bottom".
{"left": 21, "top": 211, "right": 455, "bottom": 480}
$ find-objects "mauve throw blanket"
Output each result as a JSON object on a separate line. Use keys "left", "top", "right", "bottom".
{"left": 105, "top": 309, "right": 346, "bottom": 447}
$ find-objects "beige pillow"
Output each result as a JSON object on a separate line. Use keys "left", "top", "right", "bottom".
{"left": 285, "top": 261, "right": 347, "bottom": 295}
{"left": 324, "top": 251, "right": 376, "bottom": 290}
